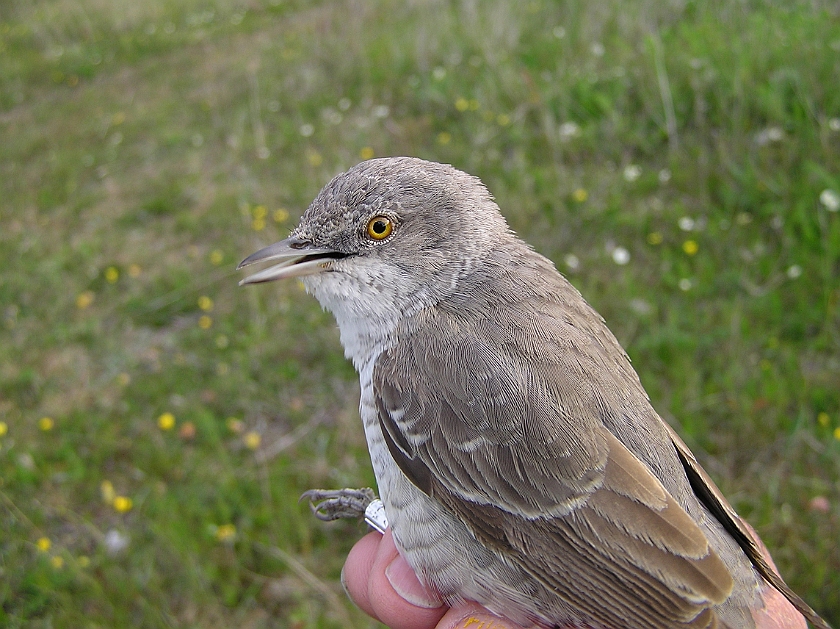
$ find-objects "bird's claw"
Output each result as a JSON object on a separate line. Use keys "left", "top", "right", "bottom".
{"left": 300, "top": 487, "right": 378, "bottom": 522}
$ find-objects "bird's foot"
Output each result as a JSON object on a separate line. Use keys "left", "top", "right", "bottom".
{"left": 300, "top": 488, "right": 388, "bottom": 532}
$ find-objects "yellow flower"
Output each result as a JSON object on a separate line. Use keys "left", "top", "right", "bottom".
{"left": 818, "top": 412, "right": 830, "bottom": 427}
{"left": 76, "top": 291, "right": 95, "bottom": 309}
{"left": 252, "top": 217, "right": 265, "bottom": 231}
{"left": 158, "top": 412, "right": 175, "bottom": 430}
{"left": 0, "top": 422, "right": 7, "bottom": 437}
{"left": 455, "top": 97, "right": 469, "bottom": 112}
{"left": 216, "top": 523, "right": 236, "bottom": 542}
{"left": 38, "top": 417, "right": 54, "bottom": 431}
{"left": 197, "top": 296, "right": 214, "bottom": 312}
{"left": 834, "top": 426, "right": 840, "bottom": 441}
{"left": 209, "top": 249, "right": 224, "bottom": 265}
{"left": 496, "top": 114, "right": 511, "bottom": 126}
{"left": 647, "top": 232, "right": 663, "bottom": 245}
{"left": 682, "top": 240, "right": 699, "bottom": 256}
{"left": 359, "top": 146, "right": 375, "bottom": 160}
{"left": 112, "top": 111, "right": 126, "bottom": 125}
{"left": 113, "top": 496, "right": 133, "bottom": 513}
{"left": 253, "top": 205, "right": 267, "bottom": 219}
{"left": 273, "top": 208, "right": 289, "bottom": 223}
{"left": 128, "top": 264, "right": 141, "bottom": 278}
{"left": 105, "top": 266, "right": 119, "bottom": 283}
{"left": 51, "top": 555, "right": 64, "bottom": 569}
{"left": 572, "top": 188, "right": 588, "bottom": 203}
{"left": 307, "top": 150, "right": 323, "bottom": 167}
{"left": 101, "top": 480, "right": 116, "bottom": 504}
{"left": 437, "top": 132, "right": 451, "bottom": 145}
{"left": 468, "top": 99, "right": 479, "bottom": 111}
{"left": 243, "top": 431, "right": 261, "bottom": 450}
{"left": 198, "top": 315, "right": 212, "bottom": 329}
{"left": 77, "top": 555, "right": 90, "bottom": 568}
{"left": 37, "top": 537, "right": 51, "bottom": 552}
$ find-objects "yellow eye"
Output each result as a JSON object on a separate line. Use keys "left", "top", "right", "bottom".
{"left": 366, "top": 216, "right": 393, "bottom": 240}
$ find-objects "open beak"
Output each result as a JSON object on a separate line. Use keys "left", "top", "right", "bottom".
{"left": 237, "top": 237, "right": 345, "bottom": 285}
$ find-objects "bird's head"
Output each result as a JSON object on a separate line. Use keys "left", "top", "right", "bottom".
{"left": 238, "top": 157, "right": 512, "bottom": 341}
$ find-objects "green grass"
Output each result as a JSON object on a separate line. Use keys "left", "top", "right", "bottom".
{"left": 1, "top": 0, "right": 838, "bottom": 627}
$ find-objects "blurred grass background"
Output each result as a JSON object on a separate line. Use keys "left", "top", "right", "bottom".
{"left": 1, "top": 0, "right": 839, "bottom": 627}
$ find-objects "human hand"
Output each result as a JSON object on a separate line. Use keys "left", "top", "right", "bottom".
{"left": 341, "top": 528, "right": 525, "bottom": 629}
{"left": 341, "top": 527, "right": 807, "bottom": 629}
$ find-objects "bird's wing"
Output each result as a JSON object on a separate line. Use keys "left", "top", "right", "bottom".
{"left": 373, "top": 300, "right": 736, "bottom": 628}
{"left": 664, "top": 422, "right": 831, "bottom": 629}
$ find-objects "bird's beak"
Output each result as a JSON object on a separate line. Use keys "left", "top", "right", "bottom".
{"left": 237, "top": 237, "right": 345, "bottom": 285}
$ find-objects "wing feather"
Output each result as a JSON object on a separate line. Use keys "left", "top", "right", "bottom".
{"left": 664, "top": 422, "right": 831, "bottom": 629}
{"left": 374, "top": 305, "right": 739, "bottom": 628}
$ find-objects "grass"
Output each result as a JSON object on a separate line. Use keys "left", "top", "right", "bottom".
{"left": 0, "top": 0, "right": 838, "bottom": 626}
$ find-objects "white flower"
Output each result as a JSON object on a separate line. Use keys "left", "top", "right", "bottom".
{"left": 678, "top": 216, "right": 695, "bottom": 232}
{"left": 611, "top": 247, "right": 630, "bottom": 265}
{"left": 819, "top": 189, "right": 840, "bottom": 212}
{"left": 338, "top": 97, "right": 351, "bottom": 111}
{"left": 678, "top": 278, "right": 693, "bottom": 291}
{"left": 623, "top": 165, "right": 641, "bottom": 182}
{"left": 322, "top": 108, "right": 342, "bottom": 125}
{"left": 564, "top": 253, "right": 580, "bottom": 270}
{"left": 658, "top": 169, "right": 671, "bottom": 184}
{"left": 591, "top": 42, "right": 605, "bottom": 57}
{"left": 373, "top": 105, "right": 390, "bottom": 119}
{"left": 558, "top": 122, "right": 580, "bottom": 139}
{"left": 630, "top": 299, "right": 652, "bottom": 315}
{"left": 104, "top": 529, "right": 129, "bottom": 555}
{"left": 828, "top": 118, "right": 840, "bottom": 132}
{"left": 786, "top": 265, "right": 803, "bottom": 279}
{"left": 754, "top": 127, "right": 784, "bottom": 146}
{"left": 299, "top": 123, "right": 314, "bottom": 137}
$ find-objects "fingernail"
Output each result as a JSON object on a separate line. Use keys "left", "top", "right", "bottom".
{"left": 340, "top": 563, "right": 349, "bottom": 598}
{"left": 340, "top": 563, "right": 364, "bottom": 612}
{"left": 385, "top": 554, "right": 443, "bottom": 609}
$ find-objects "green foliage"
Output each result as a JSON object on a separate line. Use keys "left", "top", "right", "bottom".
{"left": 0, "top": 0, "right": 838, "bottom": 626}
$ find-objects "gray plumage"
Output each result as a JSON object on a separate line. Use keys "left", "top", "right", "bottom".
{"left": 239, "top": 157, "right": 828, "bottom": 629}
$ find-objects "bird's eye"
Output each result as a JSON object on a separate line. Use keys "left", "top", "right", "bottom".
{"left": 366, "top": 216, "right": 393, "bottom": 240}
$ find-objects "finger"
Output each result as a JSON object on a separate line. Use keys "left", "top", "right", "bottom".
{"left": 343, "top": 529, "right": 447, "bottom": 629}
{"left": 366, "top": 529, "right": 447, "bottom": 629}
{"left": 753, "top": 587, "right": 808, "bottom": 629}
{"left": 342, "top": 531, "right": 382, "bottom": 618}
{"left": 435, "top": 602, "right": 531, "bottom": 629}
{"left": 740, "top": 520, "right": 807, "bottom": 629}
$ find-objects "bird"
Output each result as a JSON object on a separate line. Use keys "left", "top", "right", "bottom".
{"left": 238, "top": 157, "right": 829, "bottom": 629}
